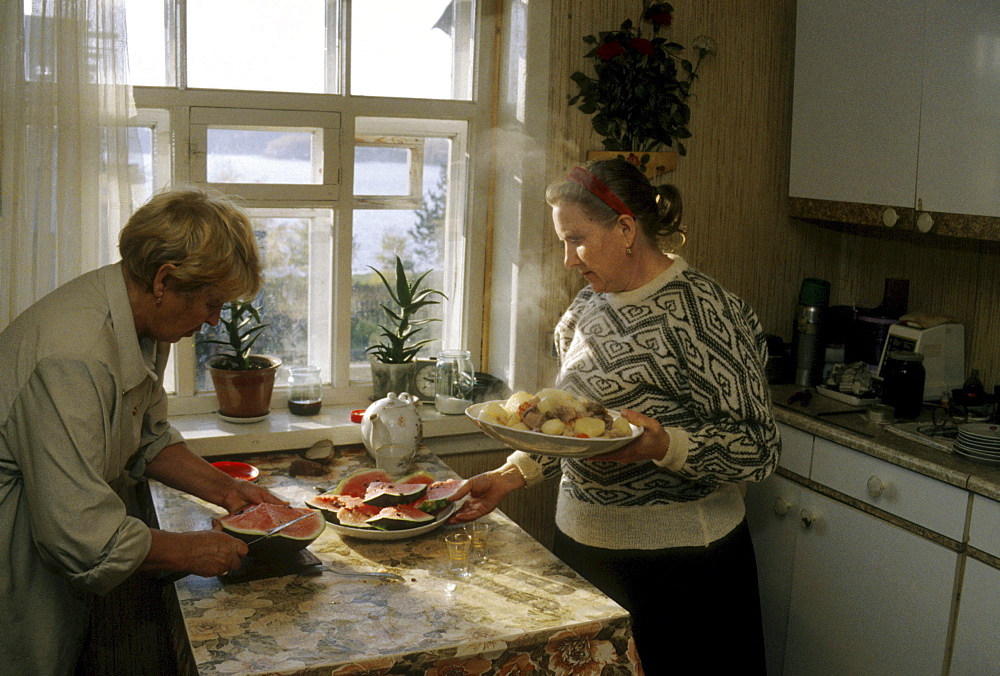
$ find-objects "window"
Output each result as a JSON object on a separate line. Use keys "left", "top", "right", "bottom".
{"left": 124, "top": 0, "right": 489, "bottom": 414}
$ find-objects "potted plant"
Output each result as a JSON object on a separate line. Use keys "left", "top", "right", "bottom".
{"left": 366, "top": 256, "right": 447, "bottom": 400}
{"left": 569, "top": 1, "right": 717, "bottom": 177}
{"left": 200, "top": 300, "right": 282, "bottom": 420}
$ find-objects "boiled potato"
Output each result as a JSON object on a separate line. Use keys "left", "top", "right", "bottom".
{"left": 509, "top": 421, "right": 530, "bottom": 431}
{"left": 574, "top": 416, "right": 606, "bottom": 438}
{"left": 480, "top": 402, "right": 509, "bottom": 425}
{"left": 612, "top": 415, "right": 633, "bottom": 436}
{"left": 540, "top": 418, "right": 566, "bottom": 436}
{"left": 504, "top": 391, "right": 534, "bottom": 413}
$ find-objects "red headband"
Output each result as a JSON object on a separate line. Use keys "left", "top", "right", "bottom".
{"left": 566, "top": 167, "right": 635, "bottom": 218}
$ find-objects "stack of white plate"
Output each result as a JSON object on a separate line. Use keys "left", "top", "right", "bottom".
{"left": 954, "top": 424, "right": 1000, "bottom": 465}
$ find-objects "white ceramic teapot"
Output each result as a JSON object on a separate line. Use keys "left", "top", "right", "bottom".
{"left": 360, "top": 392, "right": 422, "bottom": 456}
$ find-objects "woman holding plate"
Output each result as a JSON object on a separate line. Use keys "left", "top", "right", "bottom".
{"left": 450, "top": 159, "right": 779, "bottom": 673}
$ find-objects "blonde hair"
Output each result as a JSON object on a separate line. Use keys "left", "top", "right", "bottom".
{"left": 118, "top": 188, "right": 262, "bottom": 301}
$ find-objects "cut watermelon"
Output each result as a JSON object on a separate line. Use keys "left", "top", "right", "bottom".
{"left": 413, "top": 479, "right": 463, "bottom": 514}
{"left": 366, "top": 505, "right": 436, "bottom": 531}
{"left": 333, "top": 469, "right": 391, "bottom": 498}
{"left": 336, "top": 503, "right": 382, "bottom": 529}
{"left": 219, "top": 504, "right": 326, "bottom": 556}
{"left": 362, "top": 481, "right": 428, "bottom": 508}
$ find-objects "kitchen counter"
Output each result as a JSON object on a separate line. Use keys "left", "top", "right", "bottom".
{"left": 770, "top": 383, "right": 1000, "bottom": 501}
{"left": 149, "top": 449, "right": 640, "bottom": 675}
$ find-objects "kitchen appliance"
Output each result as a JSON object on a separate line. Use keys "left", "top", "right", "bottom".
{"left": 875, "top": 323, "right": 965, "bottom": 401}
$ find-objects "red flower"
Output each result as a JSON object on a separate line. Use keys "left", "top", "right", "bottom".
{"left": 647, "top": 9, "right": 673, "bottom": 27}
{"left": 629, "top": 38, "right": 655, "bottom": 56}
{"left": 596, "top": 41, "right": 626, "bottom": 61}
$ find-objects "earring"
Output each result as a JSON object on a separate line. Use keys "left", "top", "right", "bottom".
{"left": 155, "top": 295, "right": 162, "bottom": 307}
{"left": 626, "top": 247, "right": 632, "bottom": 256}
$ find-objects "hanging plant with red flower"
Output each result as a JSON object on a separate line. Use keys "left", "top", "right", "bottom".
{"left": 569, "top": 1, "right": 717, "bottom": 155}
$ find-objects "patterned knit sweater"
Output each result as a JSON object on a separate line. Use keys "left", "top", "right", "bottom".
{"left": 508, "top": 256, "right": 780, "bottom": 550}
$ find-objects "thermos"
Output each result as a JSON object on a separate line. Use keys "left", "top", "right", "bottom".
{"left": 793, "top": 278, "right": 830, "bottom": 387}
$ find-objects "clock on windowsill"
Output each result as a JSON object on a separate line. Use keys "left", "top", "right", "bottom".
{"left": 413, "top": 357, "right": 437, "bottom": 402}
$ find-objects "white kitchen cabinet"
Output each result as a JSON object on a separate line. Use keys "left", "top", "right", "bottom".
{"left": 746, "top": 429, "right": 964, "bottom": 675}
{"left": 789, "top": 0, "right": 922, "bottom": 208}
{"left": 950, "top": 494, "right": 1000, "bottom": 674}
{"left": 745, "top": 474, "right": 802, "bottom": 676}
{"left": 950, "top": 557, "right": 1000, "bottom": 674}
{"left": 783, "top": 490, "right": 957, "bottom": 675}
{"left": 789, "top": 0, "right": 1000, "bottom": 220}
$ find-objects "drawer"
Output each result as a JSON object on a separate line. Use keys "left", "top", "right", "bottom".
{"left": 969, "top": 494, "right": 1000, "bottom": 557}
{"left": 811, "top": 437, "right": 968, "bottom": 540}
{"left": 776, "top": 422, "right": 812, "bottom": 476}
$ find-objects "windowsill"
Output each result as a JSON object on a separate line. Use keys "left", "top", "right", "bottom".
{"left": 170, "top": 402, "right": 496, "bottom": 459}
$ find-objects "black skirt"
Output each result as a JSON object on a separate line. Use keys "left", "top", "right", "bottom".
{"left": 553, "top": 519, "right": 767, "bottom": 675}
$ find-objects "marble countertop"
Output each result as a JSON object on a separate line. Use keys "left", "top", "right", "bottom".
{"left": 149, "top": 449, "right": 640, "bottom": 675}
{"left": 770, "top": 383, "right": 1000, "bottom": 501}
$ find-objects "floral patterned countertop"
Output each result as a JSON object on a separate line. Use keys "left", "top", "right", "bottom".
{"left": 149, "top": 448, "right": 641, "bottom": 675}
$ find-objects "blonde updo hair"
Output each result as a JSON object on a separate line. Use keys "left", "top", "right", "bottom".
{"left": 119, "top": 188, "right": 262, "bottom": 301}
{"left": 545, "top": 158, "right": 684, "bottom": 247}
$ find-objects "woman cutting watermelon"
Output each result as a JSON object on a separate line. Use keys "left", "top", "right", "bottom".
{"left": 0, "top": 188, "right": 287, "bottom": 674}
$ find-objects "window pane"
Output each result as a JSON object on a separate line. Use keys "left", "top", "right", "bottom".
{"left": 351, "top": 138, "right": 450, "bottom": 364}
{"left": 354, "top": 146, "right": 413, "bottom": 196}
{"left": 195, "top": 209, "right": 334, "bottom": 391}
{"left": 123, "top": 0, "right": 170, "bottom": 86}
{"left": 350, "top": 0, "right": 475, "bottom": 100}
{"left": 188, "top": 0, "right": 338, "bottom": 94}
{"left": 206, "top": 128, "right": 322, "bottom": 184}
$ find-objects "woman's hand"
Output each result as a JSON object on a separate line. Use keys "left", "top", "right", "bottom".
{"left": 587, "top": 409, "right": 670, "bottom": 464}
{"left": 448, "top": 464, "right": 526, "bottom": 523}
{"left": 218, "top": 479, "right": 289, "bottom": 514}
{"left": 144, "top": 528, "right": 249, "bottom": 577}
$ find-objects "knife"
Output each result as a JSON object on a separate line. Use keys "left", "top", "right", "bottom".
{"left": 244, "top": 512, "right": 315, "bottom": 547}
{"left": 158, "top": 511, "right": 316, "bottom": 585}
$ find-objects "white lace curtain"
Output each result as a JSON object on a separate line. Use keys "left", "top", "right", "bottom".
{"left": 0, "top": 0, "right": 134, "bottom": 329}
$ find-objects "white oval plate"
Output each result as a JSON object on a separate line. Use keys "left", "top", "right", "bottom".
{"left": 326, "top": 503, "right": 457, "bottom": 541}
{"left": 465, "top": 401, "right": 642, "bottom": 458}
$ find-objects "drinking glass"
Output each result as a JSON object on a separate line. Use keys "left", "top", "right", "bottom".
{"left": 463, "top": 522, "right": 490, "bottom": 564}
{"left": 444, "top": 532, "right": 472, "bottom": 579}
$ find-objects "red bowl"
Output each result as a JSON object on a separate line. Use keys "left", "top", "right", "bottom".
{"left": 212, "top": 461, "right": 260, "bottom": 482}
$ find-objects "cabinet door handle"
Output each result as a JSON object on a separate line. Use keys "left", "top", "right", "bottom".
{"left": 773, "top": 497, "right": 791, "bottom": 517}
{"left": 799, "top": 509, "right": 816, "bottom": 529}
{"left": 867, "top": 475, "right": 884, "bottom": 499}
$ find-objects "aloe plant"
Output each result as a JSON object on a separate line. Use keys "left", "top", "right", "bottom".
{"left": 366, "top": 256, "right": 447, "bottom": 364}
{"left": 199, "top": 300, "right": 270, "bottom": 371}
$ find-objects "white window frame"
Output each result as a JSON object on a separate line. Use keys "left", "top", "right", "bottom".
{"left": 130, "top": 3, "right": 492, "bottom": 415}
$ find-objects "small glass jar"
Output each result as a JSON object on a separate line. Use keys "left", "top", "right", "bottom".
{"left": 287, "top": 366, "right": 323, "bottom": 416}
{"left": 880, "top": 351, "right": 925, "bottom": 419}
{"left": 435, "top": 350, "right": 475, "bottom": 415}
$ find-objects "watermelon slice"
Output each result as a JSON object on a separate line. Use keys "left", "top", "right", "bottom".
{"left": 219, "top": 504, "right": 326, "bottom": 557}
{"left": 413, "top": 479, "right": 463, "bottom": 514}
{"left": 333, "top": 469, "right": 392, "bottom": 498}
{"left": 362, "top": 482, "right": 428, "bottom": 508}
{"left": 366, "top": 505, "right": 436, "bottom": 531}
{"left": 336, "top": 503, "right": 382, "bottom": 529}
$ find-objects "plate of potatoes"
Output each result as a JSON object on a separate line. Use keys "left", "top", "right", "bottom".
{"left": 465, "top": 389, "right": 643, "bottom": 458}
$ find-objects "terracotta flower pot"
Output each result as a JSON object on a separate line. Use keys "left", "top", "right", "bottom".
{"left": 207, "top": 355, "right": 282, "bottom": 419}
{"left": 586, "top": 150, "right": 678, "bottom": 181}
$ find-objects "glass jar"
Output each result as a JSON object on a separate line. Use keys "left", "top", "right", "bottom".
{"left": 880, "top": 351, "right": 925, "bottom": 419}
{"left": 287, "top": 366, "right": 323, "bottom": 416}
{"left": 435, "top": 350, "right": 475, "bottom": 415}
